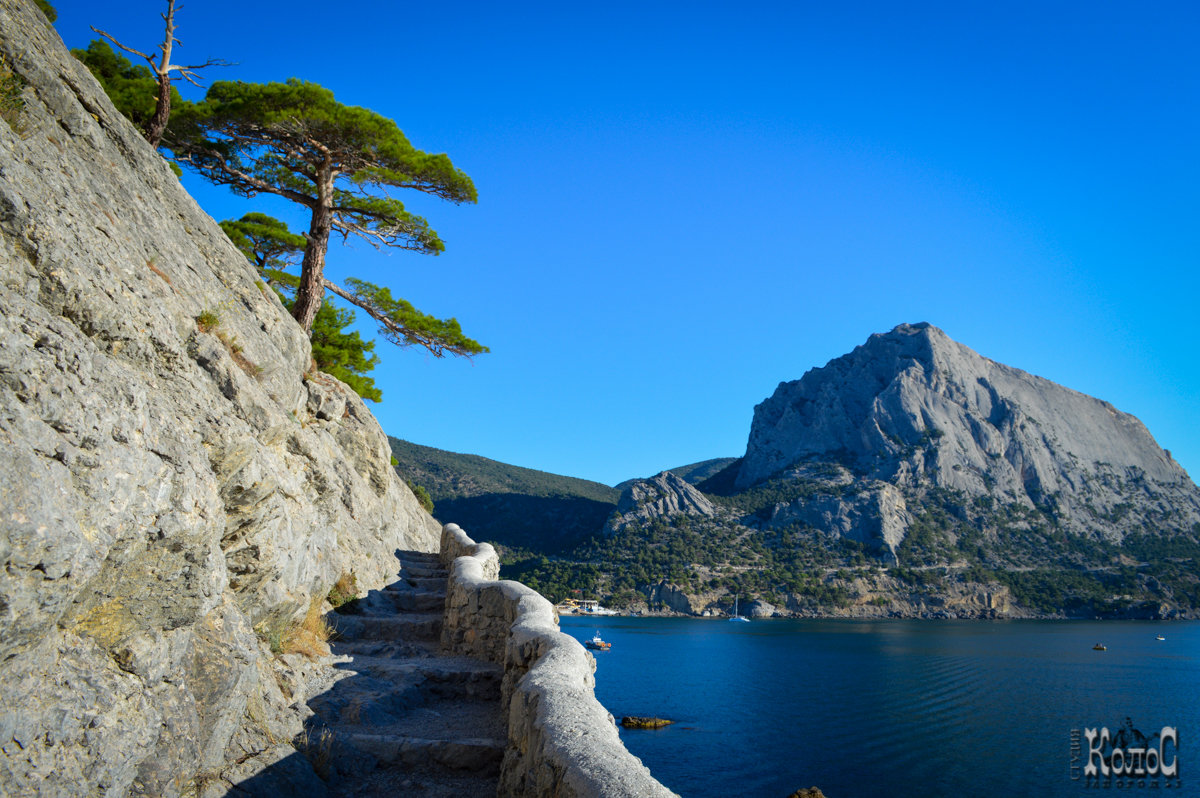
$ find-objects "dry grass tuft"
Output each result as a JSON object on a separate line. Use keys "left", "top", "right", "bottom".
{"left": 0, "top": 55, "right": 26, "bottom": 131}
{"left": 283, "top": 598, "right": 334, "bottom": 659}
{"left": 256, "top": 597, "right": 333, "bottom": 660}
{"left": 295, "top": 726, "right": 337, "bottom": 780}
{"left": 195, "top": 309, "right": 219, "bottom": 333}
{"left": 327, "top": 572, "right": 358, "bottom": 609}
{"left": 215, "top": 329, "right": 263, "bottom": 379}
{"left": 146, "top": 258, "right": 172, "bottom": 284}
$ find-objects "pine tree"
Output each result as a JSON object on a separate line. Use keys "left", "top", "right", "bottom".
{"left": 72, "top": 40, "right": 175, "bottom": 134}
{"left": 170, "top": 80, "right": 486, "bottom": 359}
{"left": 219, "top": 213, "right": 382, "bottom": 401}
{"left": 85, "top": 0, "right": 228, "bottom": 146}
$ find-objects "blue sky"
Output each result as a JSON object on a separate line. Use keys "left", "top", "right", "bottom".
{"left": 49, "top": 1, "right": 1199, "bottom": 486}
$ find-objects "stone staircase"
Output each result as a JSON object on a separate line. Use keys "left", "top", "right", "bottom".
{"left": 310, "top": 550, "right": 505, "bottom": 797}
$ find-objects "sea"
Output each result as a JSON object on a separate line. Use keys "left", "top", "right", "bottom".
{"left": 559, "top": 616, "right": 1200, "bottom": 798}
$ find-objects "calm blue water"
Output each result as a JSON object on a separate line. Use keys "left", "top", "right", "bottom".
{"left": 561, "top": 617, "right": 1200, "bottom": 798}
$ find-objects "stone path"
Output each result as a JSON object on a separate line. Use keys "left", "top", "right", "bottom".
{"left": 310, "top": 550, "right": 505, "bottom": 797}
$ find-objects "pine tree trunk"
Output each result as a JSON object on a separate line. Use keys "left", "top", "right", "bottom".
{"left": 293, "top": 201, "right": 332, "bottom": 333}
{"left": 143, "top": 74, "right": 171, "bottom": 147}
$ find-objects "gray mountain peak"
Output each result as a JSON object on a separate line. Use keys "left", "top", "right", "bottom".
{"left": 736, "top": 323, "right": 1200, "bottom": 545}
{"left": 606, "top": 471, "right": 717, "bottom": 534}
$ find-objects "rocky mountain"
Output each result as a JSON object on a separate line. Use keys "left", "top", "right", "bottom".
{"left": 605, "top": 471, "right": 718, "bottom": 534}
{"left": 0, "top": 5, "right": 438, "bottom": 794}
{"left": 501, "top": 324, "right": 1200, "bottom": 619}
{"left": 389, "top": 437, "right": 619, "bottom": 552}
{"left": 731, "top": 322, "right": 1200, "bottom": 558}
{"left": 614, "top": 457, "right": 738, "bottom": 490}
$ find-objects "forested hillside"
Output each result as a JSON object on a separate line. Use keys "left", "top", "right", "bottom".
{"left": 389, "top": 437, "right": 619, "bottom": 552}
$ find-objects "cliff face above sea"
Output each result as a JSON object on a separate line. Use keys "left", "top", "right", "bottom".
{"left": 0, "top": 2, "right": 439, "bottom": 793}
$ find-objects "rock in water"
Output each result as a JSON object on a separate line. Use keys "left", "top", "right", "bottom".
{"left": 735, "top": 322, "right": 1200, "bottom": 550}
{"left": 0, "top": 3, "right": 439, "bottom": 794}
{"left": 621, "top": 716, "right": 675, "bottom": 729}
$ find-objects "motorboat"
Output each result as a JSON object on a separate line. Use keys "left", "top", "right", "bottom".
{"left": 585, "top": 631, "right": 612, "bottom": 651}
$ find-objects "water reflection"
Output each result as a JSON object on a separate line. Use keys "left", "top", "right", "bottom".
{"left": 562, "top": 617, "right": 1200, "bottom": 798}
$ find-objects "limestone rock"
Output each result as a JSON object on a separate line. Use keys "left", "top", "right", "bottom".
{"left": 0, "top": 3, "right": 439, "bottom": 793}
{"left": 787, "top": 788, "right": 827, "bottom": 798}
{"left": 744, "top": 599, "right": 776, "bottom": 619}
{"left": 736, "top": 322, "right": 1200, "bottom": 545}
{"left": 643, "top": 580, "right": 702, "bottom": 614}
{"left": 620, "top": 717, "right": 674, "bottom": 730}
{"left": 767, "top": 482, "right": 911, "bottom": 561}
{"left": 606, "top": 471, "right": 716, "bottom": 534}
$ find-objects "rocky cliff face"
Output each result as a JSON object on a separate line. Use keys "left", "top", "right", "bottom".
{"left": 736, "top": 322, "right": 1200, "bottom": 548}
{"left": 0, "top": 2, "right": 439, "bottom": 794}
{"left": 605, "top": 471, "right": 717, "bottom": 534}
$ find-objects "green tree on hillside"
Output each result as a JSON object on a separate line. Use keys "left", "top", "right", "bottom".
{"left": 72, "top": 39, "right": 172, "bottom": 133}
{"left": 168, "top": 79, "right": 487, "bottom": 360}
{"left": 219, "top": 212, "right": 306, "bottom": 285}
{"left": 85, "top": 0, "right": 228, "bottom": 146}
{"left": 220, "top": 212, "right": 382, "bottom": 401}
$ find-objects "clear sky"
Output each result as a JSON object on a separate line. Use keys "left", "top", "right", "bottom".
{"left": 48, "top": 0, "right": 1200, "bottom": 487}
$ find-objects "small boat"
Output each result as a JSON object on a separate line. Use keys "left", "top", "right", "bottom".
{"left": 1093, "top": 643, "right": 1106, "bottom": 651}
{"left": 729, "top": 596, "right": 750, "bottom": 623}
{"left": 1156, "top": 634, "right": 1166, "bottom": 641}
{"left": 585, "top": 631, "right": 611, "bottom": 651}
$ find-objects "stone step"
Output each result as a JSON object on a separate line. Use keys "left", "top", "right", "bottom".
{"left": 331, "top": 770, "right": 498, "bottom": 798}
{"left": 336, "top": 588, "right": 445, "bottom": 617}
{"left": 332, "top": 612, "right": 442, "bottom": 643}
{"left": 397, "top": 550, "right": 444, "bottom": 565}
{"left": 309, "top": 661, "right": 501, "bottom": 726}
{"left": 308, "top": 677, "right": 426, "bottom": 727}
{"left": 340, "top": 656, "right": 502, "bottom": 701}
{"left": 336, "top": 695, "right": 503, "bottom": 739}
{"left": 404, "top": 576, "right": 447, "bottom": 592}
{"left": 345, "top": 733, "right": 505, "bottom": 775}
{"left": 402, "top": 563, "right": 448, "bottom": 578}
{"left": 330, "top": 637, "right": 438, "bottom": 660}
{"left": 379, "top": 588, "right": 445, "bottom": 613}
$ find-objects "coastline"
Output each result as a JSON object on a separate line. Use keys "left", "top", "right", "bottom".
{"left": 560, "top": 606, "right": 1198, "bottom": 621}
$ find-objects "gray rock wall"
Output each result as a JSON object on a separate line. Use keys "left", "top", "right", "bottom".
{"left": 644, "top": 579, "right": 705, "bottom": 614}
{"left": 0, "top": 2, "right": 438, "bottom": 794}
{"left": 768, "top": 481, "right": 911, "bottom": 560}
{"left": 440, "top": 524, "right": 678, "bottom": 798}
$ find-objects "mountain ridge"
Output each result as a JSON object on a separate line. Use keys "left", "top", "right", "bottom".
{"left": 736, "top": 322, "right": 1200, "bottom": 554}
{"left": 388, "top": 437, "right": 619, "bottom": 553}
{"left": 395, "top": 323, "right": 1200, "bottom": 619}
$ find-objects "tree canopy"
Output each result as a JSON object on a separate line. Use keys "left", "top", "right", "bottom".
{"left": 168, "top": 79, "right": 487, "bottom": 361}
{"left": 85, "top": 0, "right": 228, "bottom": 147}
{"left": 219, "top": 212, "right": 382, "bottom": 401}
{"left": 219, "top": 212, "right": 305, "bottom": 284}
{"left": 73, "top": 39, "right": 183, "bottom": 134}
{"left": 35, "top": 0, "right": 57, "bottom": 23}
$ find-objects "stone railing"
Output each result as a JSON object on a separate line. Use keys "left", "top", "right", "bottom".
{"left": 439, "top": 524, "right": 678, "bottom": 798}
